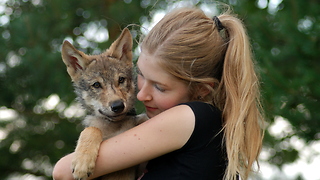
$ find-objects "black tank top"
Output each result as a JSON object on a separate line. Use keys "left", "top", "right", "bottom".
{"left": 141, "top": 101, "right": 227, "bottom": 180}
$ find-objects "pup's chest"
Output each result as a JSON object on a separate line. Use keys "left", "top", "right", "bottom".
{"left": 84, "top": 115, "right": 137, "bottom": 140}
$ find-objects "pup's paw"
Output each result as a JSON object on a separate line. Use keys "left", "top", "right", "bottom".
{"left": 72, "top": 154, "right": 96, "bottom": 180}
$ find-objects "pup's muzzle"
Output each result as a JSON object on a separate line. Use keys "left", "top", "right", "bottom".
{"left": 111, "top": 100, "right": 125, "bottom": 113}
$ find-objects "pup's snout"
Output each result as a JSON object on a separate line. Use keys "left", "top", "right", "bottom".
{"left": 111, "top": 100, "right": 125, "bottom": 113}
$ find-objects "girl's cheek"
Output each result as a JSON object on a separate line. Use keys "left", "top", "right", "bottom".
{"left": 158, "top": 99, "right": 176, "bottom": 112}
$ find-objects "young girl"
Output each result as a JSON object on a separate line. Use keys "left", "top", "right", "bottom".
{"left": 53, "top": 7, "right": 264, "bottom": 180}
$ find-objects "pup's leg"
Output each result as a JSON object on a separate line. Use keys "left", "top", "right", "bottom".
{"left": 72, "top": 126, "right": 103, "bottom": 180}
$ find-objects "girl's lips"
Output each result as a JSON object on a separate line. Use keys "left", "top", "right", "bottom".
{"left": 145, "top": 106, "right": 157, "bottom": 111}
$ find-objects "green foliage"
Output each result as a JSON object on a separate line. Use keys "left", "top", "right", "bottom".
{"left": 0, "top": 0, "right": 150, "bottom": 178}
{"left": 0, "top": 0, "right": 319, "bottom": 179}
{"left": 238, "top": 0, "right": 320, "bottom": 167}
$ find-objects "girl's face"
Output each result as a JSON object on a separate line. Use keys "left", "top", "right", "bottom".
{"left": 136, "top": 52, "right": 191, "bottom": 118}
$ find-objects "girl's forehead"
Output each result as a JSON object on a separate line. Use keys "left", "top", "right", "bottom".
{"left": 137, "top": 53, "right": 163, "bottom": 75}
{"left": 137, "top": 52, "right": 159, "bottom": 70}
{"left": 137, "top": 53, "right": 178, "bottom": 84}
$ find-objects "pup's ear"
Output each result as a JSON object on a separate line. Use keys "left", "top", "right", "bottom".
{"left": 61, "top": 41, "right": 90, "bottom": 80}
{"left": 107, "top": 28, "right": 133, "bottom": 65}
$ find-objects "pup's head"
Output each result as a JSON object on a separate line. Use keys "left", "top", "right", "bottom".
{"left": 61, "top": 28, "right": 135, "bottom": 121}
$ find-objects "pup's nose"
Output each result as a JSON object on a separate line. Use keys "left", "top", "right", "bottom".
{"left": 111, "top": 100, "right": 125, "bottom": 113}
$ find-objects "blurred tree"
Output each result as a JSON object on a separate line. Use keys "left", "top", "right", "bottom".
{"left": 0, "top": 0, "right": 154, "bottom": 179}
{"left": 0, "top": 0, "right": 319, "bottom": 179}
{"left": 234, "top": 0, "right": 320, "bottom": 168}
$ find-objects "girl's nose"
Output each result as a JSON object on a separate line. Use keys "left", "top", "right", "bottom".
{"left": 137, "top": 83, "right": 152, "bottom": 102}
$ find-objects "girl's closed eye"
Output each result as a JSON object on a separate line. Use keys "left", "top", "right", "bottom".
{"left": 136, "top": 67, "right": 143, "bottom": 76}
{"left": 154, "top": 84, "right": 166, "bottom": 92}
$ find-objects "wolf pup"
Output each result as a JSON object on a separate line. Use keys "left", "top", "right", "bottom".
{"left": 61, "top": 28, "right": 147, "bottom": 180}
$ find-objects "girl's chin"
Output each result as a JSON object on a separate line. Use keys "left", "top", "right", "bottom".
{"left": 145, "top": 110, "right": 161, "bottom": 118}
{"left": 146, "top": 111, "right": 155, "bottom": 118}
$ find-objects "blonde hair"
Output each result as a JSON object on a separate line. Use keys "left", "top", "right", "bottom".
{"left": 141, "top": 7, "right": 264, "bottom": 180}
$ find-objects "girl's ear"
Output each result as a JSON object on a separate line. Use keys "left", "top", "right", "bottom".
{"left": 197, "top": 83, "right": 215, "bottom": 99}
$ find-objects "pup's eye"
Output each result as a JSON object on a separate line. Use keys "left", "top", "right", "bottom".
{"left": 118, "top": 77, "right": 125, "bottom": 84}
{"left": 92, "top": 82, "right": 101, "bottom": 88}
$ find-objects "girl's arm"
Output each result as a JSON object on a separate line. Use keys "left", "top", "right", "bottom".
{"left": 52, "top": 105, "right": 195, "bottom": 180}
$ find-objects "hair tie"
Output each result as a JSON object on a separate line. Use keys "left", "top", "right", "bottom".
{"left": 213, "top": 16, "right": 224, "bottom": 32}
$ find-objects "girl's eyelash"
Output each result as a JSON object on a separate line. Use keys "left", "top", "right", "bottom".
{"left": 135, "top": 67, "right": 143, "bottom": 76}
{"left": 155, "top": 84, "right": 165, "bottom": 92}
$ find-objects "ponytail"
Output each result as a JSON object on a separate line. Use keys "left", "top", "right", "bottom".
{"left": 216, "top": 14, "right": 264, "bottom": 180}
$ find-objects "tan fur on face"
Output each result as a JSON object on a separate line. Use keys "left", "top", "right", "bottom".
{"left": 61, "top": 28, "right": 148, "bottom": 180}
